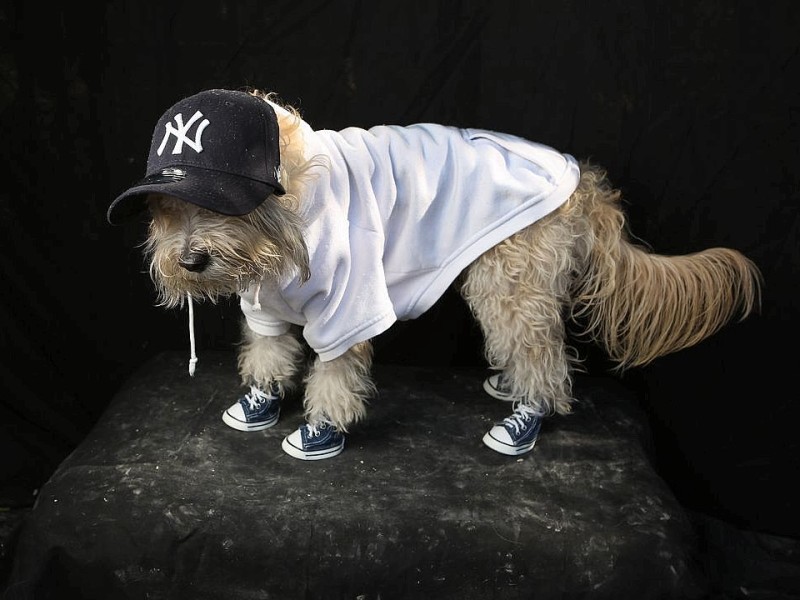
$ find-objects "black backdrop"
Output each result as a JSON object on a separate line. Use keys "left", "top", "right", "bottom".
{"left": 1, "top": 0, "right": 799, "bottom": 541}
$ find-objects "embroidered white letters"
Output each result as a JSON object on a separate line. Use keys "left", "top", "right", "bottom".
{"left": 157, "top": 111, "right": 210, "bottom": 156}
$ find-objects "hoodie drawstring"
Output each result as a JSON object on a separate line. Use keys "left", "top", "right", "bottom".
{"left": 252, "top": 281, "right": 262, "bottom": 311}
{"left": 186, "top": 281, "right": 261, "bottom": 377}
{"left": 187, "top": 292, "right": 198, "bottom": 376}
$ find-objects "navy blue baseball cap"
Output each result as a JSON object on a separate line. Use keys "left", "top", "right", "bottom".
{"left": 107, "top": 89, "right": 285, "bottom": 225}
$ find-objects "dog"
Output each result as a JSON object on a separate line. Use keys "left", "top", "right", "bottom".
{"left": 108, "top": 88, "right": 762, "bottom": 461}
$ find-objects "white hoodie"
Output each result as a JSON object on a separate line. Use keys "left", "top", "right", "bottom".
{"left": 240, "top": 114, "right": 580, "bottom": 361}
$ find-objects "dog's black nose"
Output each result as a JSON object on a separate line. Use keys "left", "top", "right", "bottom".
{"left": 178, "top": 251, "right": 210, "bottom": 272}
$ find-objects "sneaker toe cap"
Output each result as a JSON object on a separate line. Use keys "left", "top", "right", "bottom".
{"left": 487, "top": 425, "right": 514, "bottom": 445}
{"left": 283, "top": 428, "right": 303, "bottom": 448}
{"left": 225, "top": 402, "right": 246, "bottom": 423}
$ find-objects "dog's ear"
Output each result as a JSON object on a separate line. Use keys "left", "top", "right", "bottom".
{"left": 248, "top": 198, "right": 310, "bottom": 283}
{"left": 247, "top": 91, "right": 313, "bottom": 283}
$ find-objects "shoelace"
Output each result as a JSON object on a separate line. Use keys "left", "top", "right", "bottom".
{"left": 503, "top": 403, "right": 540, "bottom": 434}
{"left": 244, "top": 385, "right": 271, "bottom": 410}
{"left": 306, "top": 419, "right": 334, "bottom": 437}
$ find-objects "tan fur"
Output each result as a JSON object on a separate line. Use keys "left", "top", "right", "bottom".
{"left": 237, "top": 327, "right": 305, "bottom": 394}
{"left": 143, "top": 90, "right": 762, "bottom": 430}
{"left": 302, "top": 341, "right": 375, "bottom": 431}
{"left": 462, "top": 163, "right": 762, "bottom": 415}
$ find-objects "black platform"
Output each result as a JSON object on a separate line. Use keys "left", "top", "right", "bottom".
{"left": 5, "top": 351, "right": 708, "bottom": 599}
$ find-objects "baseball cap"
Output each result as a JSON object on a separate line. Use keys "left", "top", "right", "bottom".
{"left": 107, "top": 89, "right": 286, "bottom": 225}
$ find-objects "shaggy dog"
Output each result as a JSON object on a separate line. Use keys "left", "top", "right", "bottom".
{"left": 108, "top": 88, "right": 762, "bottom": 461}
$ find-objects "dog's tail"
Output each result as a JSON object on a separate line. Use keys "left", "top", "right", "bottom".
{"left": 569, "top": 163, "right": 763, "bottom": 371}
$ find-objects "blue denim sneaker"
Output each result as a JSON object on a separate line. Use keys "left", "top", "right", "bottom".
{"left": 281, "top": 419, "right": 345, "bottom": 460}
{"left": 483, "top": 372, "right": 517, "bottom": 402}
{"left": 482, "top": 403, "right": 543, "bottom": 456}
{"left": 222, "top": 381, "right": 282, "bottom": 432}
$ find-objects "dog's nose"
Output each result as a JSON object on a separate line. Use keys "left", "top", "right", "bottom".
{"left": 178, "top": 251, "right": 210, "bottom": 272}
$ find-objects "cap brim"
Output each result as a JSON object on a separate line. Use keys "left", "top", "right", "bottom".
{"left": 107, "top": 165, "right": 285, "bottom": 225}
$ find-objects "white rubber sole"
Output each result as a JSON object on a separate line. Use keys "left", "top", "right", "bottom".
{"left": 482, "top": 429, "right": 537, "bottom": 456}
{"left": 281, "top": 434, "right": 345, "bottom": 461}
{"left": 221, "top": 410, "right": 279, "bottom": 432}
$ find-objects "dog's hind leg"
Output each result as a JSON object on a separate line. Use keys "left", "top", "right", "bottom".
{"left": 462, "top": 210, "right": 582, "bottom": 418}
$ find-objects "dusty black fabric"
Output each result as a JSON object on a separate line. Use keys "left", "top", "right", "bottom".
{"left": 2, "top": 2, "right": 799, "bottom": 592}
{"left": 6, "top": 352, "right": 708, "bottom": 599}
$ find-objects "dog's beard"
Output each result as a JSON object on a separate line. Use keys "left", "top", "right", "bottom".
{"left": 144, "top": 196, "right": 309, "bottom": 308}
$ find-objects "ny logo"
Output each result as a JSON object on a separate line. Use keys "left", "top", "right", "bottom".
{"left": 156, "top": 110, "right": 210, "bottom": 156}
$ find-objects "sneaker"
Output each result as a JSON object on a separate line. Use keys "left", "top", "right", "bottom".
{"left": 483, "top": 372, "right": 517, "bottom": 401}
{"left": 281, "top": 420, "right": 345, "bottom": 460}
{"left": 482, "top": 403, "right": 543, "bottom": 456}
{"left": 222, "top": 382, "right": 282, "bottom": 432}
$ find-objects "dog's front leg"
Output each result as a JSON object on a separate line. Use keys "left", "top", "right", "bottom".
{"left": 236, "top": 326, "right": 304, "bottom": 393}
{"left": 221, "top": 327, "right": 304, "bottom": 432}
{"left": 281, "top": 341, "right": 375, "bottom": 460}
{"left": 303, "top": 340, "right": 375, "bottom": 430}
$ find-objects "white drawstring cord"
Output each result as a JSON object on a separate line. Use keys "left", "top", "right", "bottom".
{"left": 187, "top": 292, "right": 198, "bottom": 376}
{"left": 252, "top": 281, "right": 262, "bottom": 311}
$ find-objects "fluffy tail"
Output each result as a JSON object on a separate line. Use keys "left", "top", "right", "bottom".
{"left": 570, "top": 164, "right": 763, "bottom": 370}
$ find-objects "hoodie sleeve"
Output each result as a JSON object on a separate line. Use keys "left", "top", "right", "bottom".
{"left": 240, "top": 294, "right": 292, "bottom": 337}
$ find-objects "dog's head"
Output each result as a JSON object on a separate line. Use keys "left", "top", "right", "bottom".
{"left": 108, "top": 89, "right": 311, "bottom": 308}
{"left": 144, "top": 192, "right": 308, "bottom": 308}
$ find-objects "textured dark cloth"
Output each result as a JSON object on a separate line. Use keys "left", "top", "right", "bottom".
{"left": 5, "top": 352, "right": 707, "bottom": 599}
